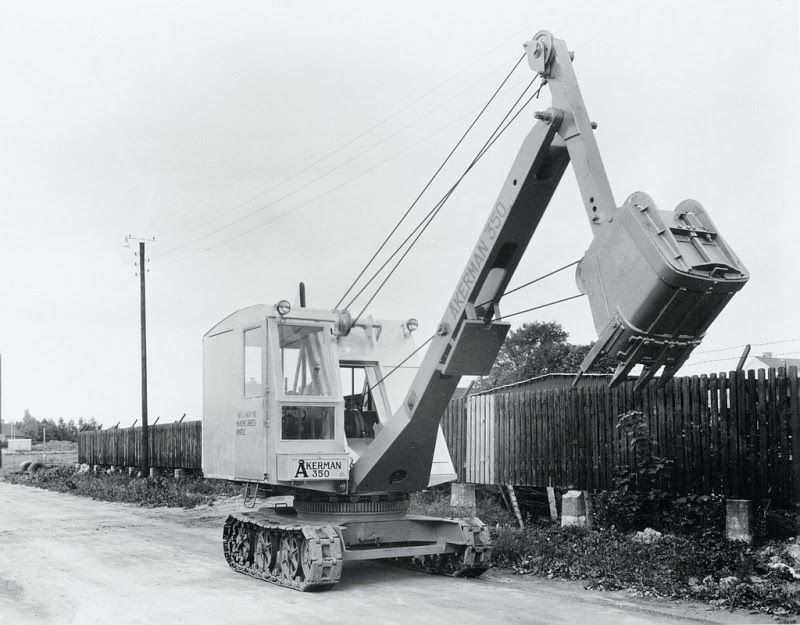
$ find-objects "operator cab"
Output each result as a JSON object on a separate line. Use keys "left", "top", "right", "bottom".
{"left": 202, "top": 301, "right": 456, "bottom": 493}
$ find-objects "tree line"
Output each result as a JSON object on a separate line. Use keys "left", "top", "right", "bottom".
{"left": 476, "top": 320, "right": 617, "bottom": 390}
{"left": 5, "top": 409, "right": 100, "bottom": 443}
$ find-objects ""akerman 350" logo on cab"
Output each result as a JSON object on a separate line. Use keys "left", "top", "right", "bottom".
{"left": 278, "top": 454, "right": 349, "bottom": 481}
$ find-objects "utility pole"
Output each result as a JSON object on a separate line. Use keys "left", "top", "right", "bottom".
{"left": 125, "top": 235, "right": 154, "bottom": 476}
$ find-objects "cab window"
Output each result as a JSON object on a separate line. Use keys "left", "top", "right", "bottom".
{"left": 243, "top": 326, "right": 264, "bottom": 397}
{"left": 279, "top": 324, "right": 332, "bottom": 397}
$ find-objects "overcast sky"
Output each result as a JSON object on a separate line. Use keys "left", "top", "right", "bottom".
{"left": 1, "top": 1, "right": 797, "bottom": 427}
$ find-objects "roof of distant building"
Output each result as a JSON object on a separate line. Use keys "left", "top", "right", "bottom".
{"left": 473, "top": 372, "right": 614, "bottom": 396}
{"left": 746, "top": 355, "right": 800, "bottom": 370}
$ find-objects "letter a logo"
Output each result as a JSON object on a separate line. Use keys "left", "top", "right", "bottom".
{"left": 294, "top": 459, "right": 308, "bottom": 479}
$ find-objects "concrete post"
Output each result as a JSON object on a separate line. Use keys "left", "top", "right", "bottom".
{"left": 451, "top": 483, "right": 476, "bottom": 512}
{"left": 128, "top": 467, "right": 136, "bottom": 477}
{"left": 584, "top": 491, "right": 595, "bottom": 530}
{"left": 561, "top": 490, "right": 587, "bottom": 528}
{"left": 174, "top": 468, "right": 186, "bottom": 479}
{"left": 726, "top": 499, "right": 753, "bottom": 543}
{"left": 149, "top": 467, "right": 158, "bottom": 478}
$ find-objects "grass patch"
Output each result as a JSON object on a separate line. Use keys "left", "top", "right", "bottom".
{"left": 32, "top": 440, "right": 77, "bottom": 452}
{"left": 4, "top": 466, "right": 240, "bottom": 508}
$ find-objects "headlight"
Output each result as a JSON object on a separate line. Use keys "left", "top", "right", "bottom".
{"left": 275, "top": 300, "right": 292, "bottom": 316}
{"left": 402, "top": 318, "right": 418, "bottom": 337}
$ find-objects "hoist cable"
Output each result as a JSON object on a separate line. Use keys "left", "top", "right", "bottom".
{"left": 474, "top": 259, "right": 580, "bottom": 310}
{"left": 346, "top": 75, "right": 538, "bottom": 313}
{"left": 350, "top": 80, "right": 539, "bottom": 321}
{"left": 495, "top": 293, "right": 586, "bottom": 321}
{"left": 335, "top": 53, "right": 527, "bottom": 310}
{"left": 348, "top": 76, "right": 540, "bottom": 322}
{"left": 366, "top": 334, "right": 435, "bottom": 394}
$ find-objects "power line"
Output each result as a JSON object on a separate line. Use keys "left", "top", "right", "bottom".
{"left": 336, "top": 53, "right": 527, "bottom": 310}
{"left": 683, "top": 351, "right": 800, "bottom": 368}
{"left": 692, "top": 337, "right": 800, "bottom": 356}
{"left": 156, "top": 93, "right": 520, "bottom": 268}
{"left": 157, "top": 74, "right": 535, "bottom": 268}
{"left": 155, "top": 34, "right": 532, "bottom": 255}
{"left": 156, "top": 67, "right": 525, "bottom": 260}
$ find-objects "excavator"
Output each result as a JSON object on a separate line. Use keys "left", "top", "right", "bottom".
{"left": 201, "top": 31, "right": 748, "bottom": 590}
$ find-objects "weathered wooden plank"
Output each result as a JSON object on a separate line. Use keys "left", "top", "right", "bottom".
{"left": 757, "top": 368, "right": 768, "bottom": 496}
{"left": 465, "top": 399, "right": 474, "bottom": 483}
{"left": 610, "top": 383, "right": 620, "bottom": 486}
{"left": 480, "top": 395, "right": 488, "bottom": 484}
{"left": 568, "top": 388, "right": 575, "bottom": 487}
{"left": 766, "top": 368, "right": 779, "bottom": 499}
{"left": 531, "top": 391, "right": 537, "bottom": 485}
{"left": 524, "top": 391, "right": 531, "bottom": 485}
{"left": 746, "top": 370, "right": 758, "bottom": 499}
{"left": 698, "top": 375, "right": 709, "bottom": 494}
{"left": 552, "top": 389, "right": 561, "bottom": 487}
{"left": 515, "top": 393, "right": 523, "bottom": 485}
{"left": 688, "top": 376, "right": 699, "bottom": 494}
{"left": 708, "top": 374, "right": 719, "bottom": 495}
{"left": 662, "top": 378, "right": 674, "bottom": 493}
{"left": 588, "top": 386, "right": 597, "bottom": 491}
{"left": 507, "top": 393, "right": 515, "bottom": 485}
{"left": 497, "top": 394, "right": 505, "bottom": 484}
{"left": 777, "top": 368, "right": 790, "bottom": 499}
{"left": 728, "top": 371, "right": 740, "bottom": 497}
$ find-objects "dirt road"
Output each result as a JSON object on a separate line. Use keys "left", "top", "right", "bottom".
{"left": 0, "top": 482, "right": 773, "bottom": 625}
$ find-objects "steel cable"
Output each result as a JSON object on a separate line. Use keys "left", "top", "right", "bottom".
{"left": 348, "top": 76, "right": 541, "bottom": 323}
{"left": 335, "top": 53, "right": 527, "bottom": 310}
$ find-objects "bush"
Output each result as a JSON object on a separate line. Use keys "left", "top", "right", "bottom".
{"left": 492, "top": 524, "right": 800, "bottom": 615}
{"left": 593, "top": 491, "right": 725, "bottom": 536}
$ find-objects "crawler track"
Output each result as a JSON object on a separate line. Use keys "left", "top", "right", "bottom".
{"left": 223, "top": 512, "right": 343, "bottom": 591}
{"left": 389, "top": 518, "right": 492, "bottom": 578}
{"left": 223, "top": 512, "right": 491, "bottom": 590}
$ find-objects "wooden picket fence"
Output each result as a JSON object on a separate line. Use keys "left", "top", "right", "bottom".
{"left": 79, "top": 421, "right": 202, "bottom": 469}
{"left": 77, "top": 368, "right": 800, "bottom": 502}
{"left": 441, "top": 368, "right": 800, "bottom": 503}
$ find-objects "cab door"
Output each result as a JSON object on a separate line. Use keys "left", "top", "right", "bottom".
{"left": 234, "top": 323, "right": 267, "bottom": 481}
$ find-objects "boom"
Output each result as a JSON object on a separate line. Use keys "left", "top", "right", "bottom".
{"left": 348, "top": 31, "right": 748, "bottom": 494}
